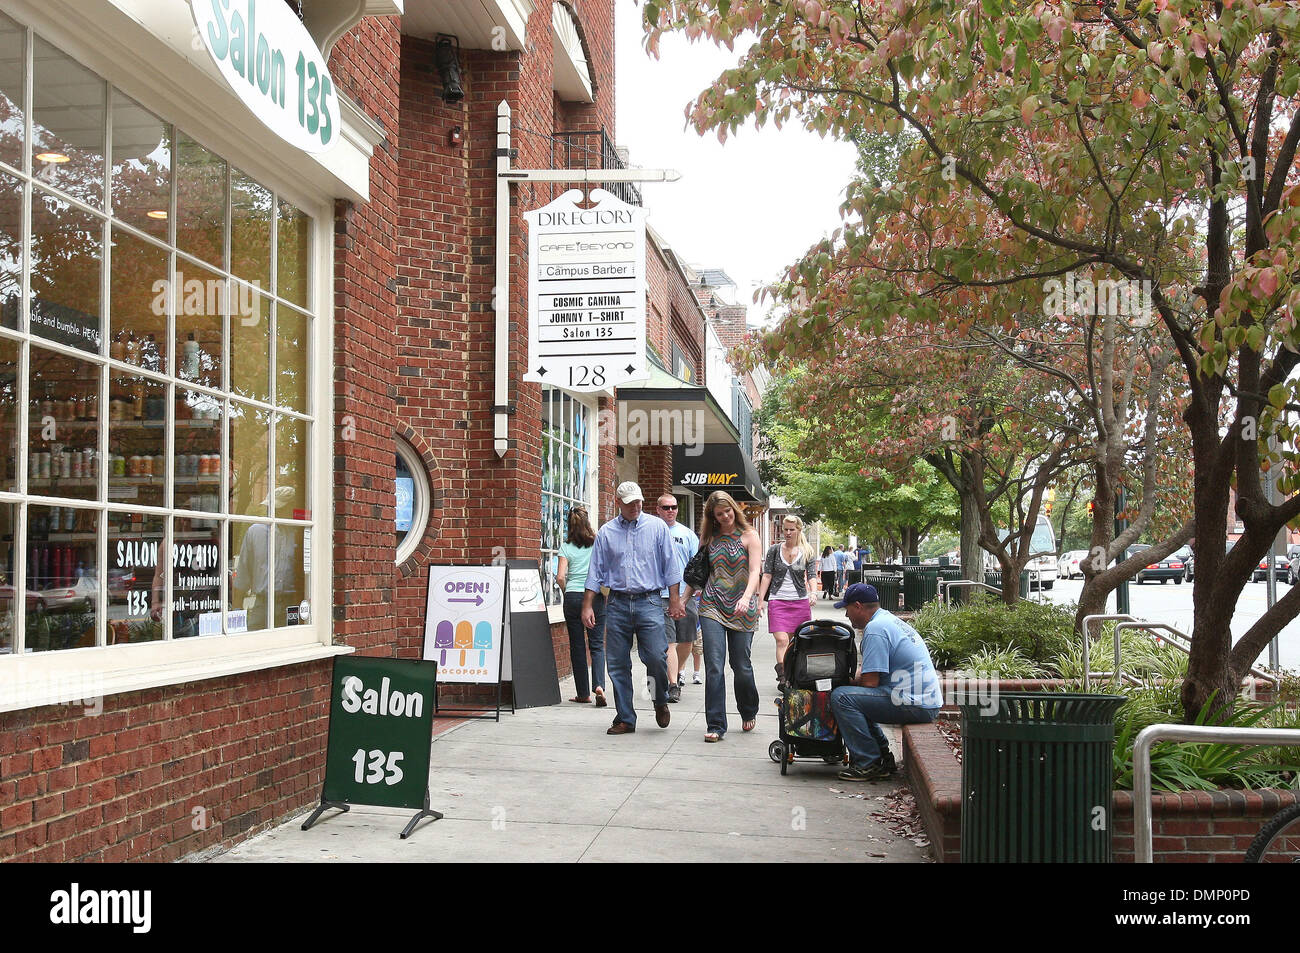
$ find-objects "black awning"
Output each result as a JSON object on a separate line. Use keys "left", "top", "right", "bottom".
{"left": 673, "top": 444, "right": 768, "bottom": 503}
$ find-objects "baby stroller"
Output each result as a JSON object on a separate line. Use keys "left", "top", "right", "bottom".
{"left": 768, "top": 619, "right": 859, "bottom": 774}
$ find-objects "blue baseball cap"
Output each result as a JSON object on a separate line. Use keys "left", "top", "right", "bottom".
{"left": 834, "top": 583, "right": 880, "bottom": 608}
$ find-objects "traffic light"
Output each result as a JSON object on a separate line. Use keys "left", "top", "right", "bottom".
{"left": 1045, "top": 500, "right": 1053, "bottom": 515}
{"left": 1087, "top": 500, "right": 1095, "bottom": 514}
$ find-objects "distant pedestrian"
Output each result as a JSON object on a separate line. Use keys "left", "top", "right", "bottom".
{"left": 835, "top": 545, "right": 851, "bottom": 595}
{"left": 687, "top": 490, "right": 763, "bottom": 742}
{"left": 557, "top": 506, "right": 606, "bottom": 708}
{"left": 583, "top": 482, "right": 684, "bottom": 735}
{"left": 821, "top": 545, "right": 837, "bottom": 599}
{"left": 759, "top": 515, "right": 816, "bottom": 693}
{"left": 656, "top": 494, "right": 699, "bottom": 703}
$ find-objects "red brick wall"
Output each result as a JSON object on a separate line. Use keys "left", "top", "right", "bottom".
{"left": 392, "top": 4, "right": 618, "bottom": 683}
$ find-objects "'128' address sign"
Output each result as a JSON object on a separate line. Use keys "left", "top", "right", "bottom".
{"left": 523, "top": 189, "right": 649, "bottom": 393}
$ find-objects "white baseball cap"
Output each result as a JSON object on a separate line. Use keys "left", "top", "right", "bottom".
{"left": 616, "top": 481, "right": 644, "bottom": 504}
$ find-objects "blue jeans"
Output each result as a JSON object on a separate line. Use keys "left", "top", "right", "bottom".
{"left": 604, "top": 593, "right": 669, "bottom": 726}
{"left": 699, "top": 616, "right": 759, "bottom": 736}
{"left": 563, "top": 591, "right": 605, "bottom": 699}
{"left": 829, "top": 685, "right": 938, "bottom": 767}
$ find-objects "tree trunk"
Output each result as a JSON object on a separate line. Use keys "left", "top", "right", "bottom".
{"left": 959, "top": 461, "right": 982, "bottom": 584}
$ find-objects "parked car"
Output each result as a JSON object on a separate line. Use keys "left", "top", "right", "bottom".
{"left": 1128, "top": 544, "right": 1186, "bottom": 584}
{"left": 1057, "top": 550, "right": 1088, "bottom": 579}
{"left": 40, "top": 576, "right": 98, "bottom": 613}
{"left": 1253, "top": 554, "right": 1291, "bottom": 583}
{"left": 1173, "top": 545, "right": 1194, "bottom": 581}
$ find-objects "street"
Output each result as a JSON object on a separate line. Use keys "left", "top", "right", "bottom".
{"left": 1040, "top": 576, "right": 1300, "bottom": 673}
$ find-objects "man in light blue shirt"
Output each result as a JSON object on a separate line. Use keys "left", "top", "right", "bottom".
{"left": 829, "top": 583, "right": 943, "bottom": 781}
{"left": 656, "top": 493, "right": 699, "bottom": 702}
{"left": 583, "top": 481, "right": 685, "bottom": 734}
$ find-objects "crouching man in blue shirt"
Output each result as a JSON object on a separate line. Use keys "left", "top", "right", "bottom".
{"left": 829, "top": 583, "right": 943, "bottom": 782}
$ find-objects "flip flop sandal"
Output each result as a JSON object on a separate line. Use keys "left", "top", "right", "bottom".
{"left": 742, "top": 719, "right": 757, "bottom": 732}
{"left": 704, "top": 732, "right": 724, "bottom": 743}
{"left": 570, "top": 696, "right": 593, "bottom": 704}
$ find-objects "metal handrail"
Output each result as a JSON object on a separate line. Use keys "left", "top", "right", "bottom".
{"left": 1110, "top": 621, "right": 1283, "bottom": 693}
{"left": 1133, "top": 724, "right": 1300, "bottom": 862}
{"left": 1080, "top": 614, "right": 1138, "bottom": 689}
{"left": 938, "top": 578, "right": 1041, "bottom": 606}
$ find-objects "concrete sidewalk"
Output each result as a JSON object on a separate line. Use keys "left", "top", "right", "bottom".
{"left": 219, "top": 597, "right": 928, "bottom": 863}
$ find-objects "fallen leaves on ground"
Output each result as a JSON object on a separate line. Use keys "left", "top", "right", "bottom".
{"left": 868, "top": 788, "right": 930, "bottom": 852}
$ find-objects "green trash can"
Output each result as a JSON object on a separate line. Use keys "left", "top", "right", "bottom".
{"left": 862, "top": 573, "right": 901, "bottom": 612}
{"left": 938, "top": 566, "right": 962, "bottom": 603}
{"left": 960, "top": 692, "right": 1126, "bottom": 862}
{"left": 902, "top": 567, "right": 941, "bottom": 611}
{"left": 984, "top": 569, "right": 1032, "bottom": 596}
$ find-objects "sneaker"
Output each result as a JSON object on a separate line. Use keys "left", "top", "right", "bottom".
{"left": 692, "top": 672, "right": 703, "bottom": 685}
{"left": 838, "top": 759, "right": 893, "bottom": 782}
{"left": 667, "top": 685, "right": 681, "bottom": 703}
{"left": 677, "top": 673, "right": 685, "bottom": 688}
{"left": 879, "top": 749, "right": 898, "bottom": 775}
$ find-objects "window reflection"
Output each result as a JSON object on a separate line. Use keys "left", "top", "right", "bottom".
{"left": 107, "top": 513, "right": 163, "bottom": 644}
{"left": 175, "top": 388, "right": 221, "bottom": 516}
{"left": 0, "top": 171, "right": 18, "bottom": 331}
{"left": 108, "top": 368, "right": 166, "bottom": 509}
{"left": 172, "top": 516, "right": 219, "bottom": 639}
{"left": 109, "top": 228, "right": 168, "bottom": 370}
{"left": 231, "top": 290, "right": 269, "bottom": 403}
{"left": 275, "top": 414, "right": 309, "bottom": 516}
{"left": 0, "top": 337, "right": 16, "bottom": 492}
{"left": 176, "top": 131, "right": 224, "bottom": 269}
{"left": 110, "top": 92, "right": 170, "bottom": 240}
{"left": 174, "top": 263, "right": 224, "bottom": 389}
{"left": 276, "top": 304, "right": 308, "bottom": 411}
{"left": 0, "top": 13, "right": 24, "bottom": 173}
{"left": 0, "top": 502, "right": 13, "bottom": 653}
{"left": 229, "top": 400, "right": 268, "bottom": 518}
{"left": 272, "top": 525, "right": 308, "bottom": 628}
{"left": 32, "top": 36, "right": 104, "bottom": 207}
{"left": 28, "top": 346, "right": 100, "bottom": 503}
{"left": 31, "top": 186, "right": 102, "bottom": 354}
{"left": 26, "top": 504, "right": 98, "bottom": 652}
{"left": 277, "top": 198, "right": 308, "bottom": 307}
{"left": 231, "top": 168, "right": 270, "bottom": 290}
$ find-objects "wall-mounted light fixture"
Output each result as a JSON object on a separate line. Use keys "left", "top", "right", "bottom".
{"left": 449, "top": 126, "right": 463, "bottom": 147}
{"left": 434, "top": 34, "right": 464, "bottom": 104}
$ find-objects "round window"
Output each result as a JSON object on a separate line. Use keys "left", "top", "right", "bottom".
{"left": 395, "top": 439, "right": 429, "bottom": 564}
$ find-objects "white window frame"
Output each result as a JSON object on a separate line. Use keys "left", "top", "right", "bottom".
{"left": 0, "top": 9, "right": 344, "bottom": 713}
{"left": 395, "top": 438, "right": 429, "bottom": 566}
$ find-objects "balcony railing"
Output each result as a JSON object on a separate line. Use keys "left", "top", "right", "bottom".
{"left": 551, "top": 129, "right": 643, "bottom": 207}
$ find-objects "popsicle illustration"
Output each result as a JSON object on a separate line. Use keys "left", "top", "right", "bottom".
{"left": 454, "top": 620, "right": 473, "bottom": 667}
{"left": 434, "top": 620, "right": 454, "bottom": 667}
{"left": 474, "top": 621, "right": 493, "bottom": 668}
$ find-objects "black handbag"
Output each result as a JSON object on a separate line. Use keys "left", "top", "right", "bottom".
{"left": 683, "top": 546, "right": 710, "bottom": 588}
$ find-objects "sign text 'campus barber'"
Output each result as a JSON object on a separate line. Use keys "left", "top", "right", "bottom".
{"left": 191, "top": 0, "right": 340, "bottom": 153}
{"left": 523, "top": 189, "right": 649, "bottom": 392}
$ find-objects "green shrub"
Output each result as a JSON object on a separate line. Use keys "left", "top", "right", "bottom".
{"left": 914, "top": 594, "right": 1075, "bottom": 668}
{"left": 956, "top": 646, "right": 1046, "bottom": 679}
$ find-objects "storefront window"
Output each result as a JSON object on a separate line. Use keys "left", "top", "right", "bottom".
{"left": 0, "top": 19, "right": 318, "bottom": 653}
{"left": 540, "top": 387, "right": 594, "bottom": 605}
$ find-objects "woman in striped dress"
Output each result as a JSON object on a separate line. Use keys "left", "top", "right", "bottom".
{"left": 685, "top": 491, "right": 764, "bottom": 742}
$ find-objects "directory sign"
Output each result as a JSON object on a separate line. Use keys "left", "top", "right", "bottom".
{"left": 522, "top": 189, "right": 649, "bottom": 393}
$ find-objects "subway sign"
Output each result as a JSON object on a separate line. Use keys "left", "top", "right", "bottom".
{"left": 191, "top": 0, "right": 340, "bottom": 153}
{"left": 681, "top": 472, "right": 739, "bottom": 486}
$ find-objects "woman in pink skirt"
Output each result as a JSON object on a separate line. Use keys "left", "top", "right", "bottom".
{"left": 758, "top": 515, "right": 816, "bottom": 693}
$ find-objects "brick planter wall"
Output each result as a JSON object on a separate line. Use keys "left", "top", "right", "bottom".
{"left": 904, "top": 721, "right": 1300, "bottom": 863}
